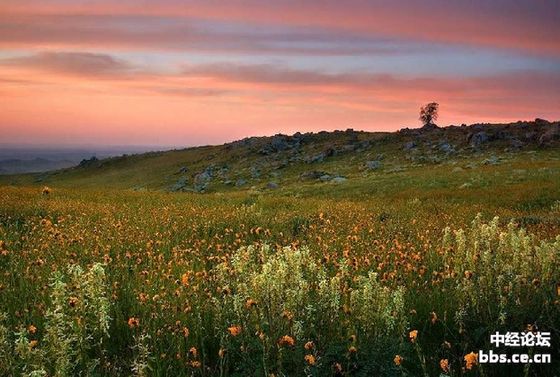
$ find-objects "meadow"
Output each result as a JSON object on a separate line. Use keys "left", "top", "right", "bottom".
{"left": 0, "top": 139, "right": 559, "bottom": 376}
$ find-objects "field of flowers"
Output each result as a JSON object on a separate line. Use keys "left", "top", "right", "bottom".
{"left": 0, "top": 180, "right": 559, "bottom": 376}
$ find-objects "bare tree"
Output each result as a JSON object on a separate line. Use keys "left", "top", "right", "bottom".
{"left": 419, "top": 102, "right": 439, "bottom": 125}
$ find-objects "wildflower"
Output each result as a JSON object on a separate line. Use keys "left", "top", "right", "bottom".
{"left": 304, "top": 354, "right": 316, "bottom": 366}
{"left": 218, "top": 348, "right": 226, "bottom": 358}
{"left": 138, "top": 293, "right": 148, "bottom": 303}
{"left": 464, "top": 270, "right": 473, "bottom": 279}
{"left": 128, "top": 317, "right": 140, "bottom": 328}
{"left": 182, "top": 327, "right": 189, "bottom": 337}
{"left": 228, "top": 325, "right": 242, "bottom": 336}
{"left": 245, "top": 298, "right": 257, "bottom": 309}
{"left": 409, "top": 329, "right": 418, "bottom": 343}
{"left": 349, "top": 334, "right": 357, "bottom": 343}
{"left": 394, "top": 354, "right": 403, "bottom": 366}
{"left": 304, "top": 341, "right": 314, "bottom": 350}
{"left": 430, "top": 311, "right": 438, "bottom": 324}
{"left": 348, "top": 345, "right": 357, "bottom": 354}
{"left": 278, "top": 335, "right": 295, "bottom": 347}
{"left": 440, "top": 358, "right": 449, "bottom": 373}
{"left": 29, "top": 340, "right": 38, "bottom": 349}
{"left": 282, "top": 310, "right": 294, "bottom": 320}
{"left": 189, "top": 347, "right": 198, "bottom": 358}
{"left": 28, "top": 324, "right": 37, "bottom": 334}
{"left": 333, "top": 363, "right": 343, "bottom": 373}
{"left": 69, "top": 296, "right": 78, "bottom": 307}
{"left": 41, "top": 186, "right": 51, "bottom": 195}
{"left": 181, "top": 273, "right": 189, "bottom": 287}
{"left": 464, "top": 352, "right": 478, "bottom": 370}
{"left": 189, "top": 360, "right": 201, "bottom": 368}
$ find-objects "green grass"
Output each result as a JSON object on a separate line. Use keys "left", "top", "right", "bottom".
{"left": 0, "top": 131, "right": 559, "bottom": 376}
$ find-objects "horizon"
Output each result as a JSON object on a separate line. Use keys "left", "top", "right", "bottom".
{"left": 0, "top": 117, "right": 555, "bottom": 152}
{"left": 1, "top": 1, "right": 560, "bottom": 146}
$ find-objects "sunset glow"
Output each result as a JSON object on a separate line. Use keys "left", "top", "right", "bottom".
{"left": 1, "top": 0, "right": 559, "bottom": 146}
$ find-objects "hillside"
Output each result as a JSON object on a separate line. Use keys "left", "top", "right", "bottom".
{"left": 1, "top": 119, "right": 559, "bottom": 195}
{"left": 1, "top": 119, "right": 560, "bottom": 377}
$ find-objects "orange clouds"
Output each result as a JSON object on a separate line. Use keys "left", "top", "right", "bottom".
{"left": 0, "top": 1, "right": 559, "bottom": 145}
{"left": 2, "top": 53, "right": 558, "bottom": 145}
{"left": 1, "top": 1, "right": 558, "bottom": 56}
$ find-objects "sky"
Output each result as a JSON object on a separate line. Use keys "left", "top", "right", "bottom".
{"left": 1, "top": 0, "right": 559, "bottom": 147}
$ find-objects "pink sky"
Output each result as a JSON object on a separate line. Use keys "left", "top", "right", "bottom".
{"left": 1, "top": 0, "right": 559, "bottom": 146}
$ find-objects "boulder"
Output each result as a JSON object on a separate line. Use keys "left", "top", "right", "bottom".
{"left": 300, "top": 170, "right": 329, "bottom": 180}
{"left": 439, "top": 141, "right": 455, "bottom": 154}
{"left": 366, "top": 160, "right": 382, "bottom": 170}
{"left": 306, "top": 148, "right": 334, "bottom": 163}
{"left": 538, "top": 123, "right": 560, "bottom": 146}
{"left": 169, "top": 176, "right": 188, "bottom": 192}
{"left": 266, "top": 182, "right": 279, "bottom": 189}
{"left": 250, "top": 166, "right": 261, "bottom": 179}
{"left": 468, "top": 131, "right": 489, "bottom": 147}
{"left": 403, "top": 141, "right": 417, "bottom": 150}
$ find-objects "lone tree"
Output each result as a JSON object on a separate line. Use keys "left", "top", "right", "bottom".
{"left": 419, "top": 102, "right": 439, "bottom": 125}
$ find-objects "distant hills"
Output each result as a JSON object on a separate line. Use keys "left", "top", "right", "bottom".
{"left": 1, "top": 119, "right": 558, "bottom": 192}
{"left": 0, "top": 157, "right": 76, "bottom": 175}
{"left": 0, "top": 145, "right": 170, "bottom": 175}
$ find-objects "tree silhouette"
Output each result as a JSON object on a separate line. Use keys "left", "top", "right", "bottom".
{"left": 419, "top": 102, "right": 439, "bottom": 125}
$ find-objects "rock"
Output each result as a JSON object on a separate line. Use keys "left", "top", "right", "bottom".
{"left": 306, "top": 148, "right": 334, "bottom": 163}
{"left": 331, "top": 177, "right": 347, "bottom": 183}
{"left": 452, "top": 167, "right": 464, "bottom": 173}
{"left": 483, "top": 156, "right": 500, "bottom": 165}
{"left": 195, "top": 167, "right": 213, "bottom": 183}
{"left": 538, "top": 123, "right": 560, "bottom": 146}
{"left": 403, "top": 141, "right": 417, "bottom": 150}
{"left": 524, "top": 131, "right": 537, "bottom": 141}
{"left": 319, "top": 174, "right": 332, "bottom": 182}
{"left": 258, "top": 134, "right": 301, "bottom": 155}
{"left": 535, "top": 118, "right": 550, "bottom": 126}
{"left": 509, "top": 138, "right": 525, "bottom": 149}
{"left": 250, "top": 166, "right": 261, "bottom": 179}
{"left": 194, "top": 182, "right": 208, "bottom": 193}
{"left": 235, "top": 179, "right": 247, "bottom": 187}
{"left": 439, "top": 141, "right": 455, "bottom": 154}
{"left": 178, "top": 166, "right": 188, "bottom": 174}
{"left": 300, "top": 171, "right": 329, "bottom": 180}
{"left": 468, "top": 131, "right": 489, "bottom": 147}
{"left": 193, "top": 166, "right": 214, "bottom": 192}
{"left": 78, "top": 156, "right": 99, "bottom": 168}
{"left": 169, "top": 176, "right": 188, "bottom": 192}
{"left": 266, "top": 182, "right": 279, "bottom": 189}
{"left": 420, "top": 123, "right": 440, "bottom": 131}
{"left": 365, "top": 160, "right": 382, "bottom": 170}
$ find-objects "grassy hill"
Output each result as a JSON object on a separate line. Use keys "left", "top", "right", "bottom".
{"left": 1, "top": 119, "right": 560, "bottom": 376}
{"left": 1, "top": 119, "right": 559, "bottom": 196}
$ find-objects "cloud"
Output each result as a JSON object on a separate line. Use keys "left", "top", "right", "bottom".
{"left": 0, "top": 51, "right": 133, "bottom": 78}
{"left": 1, "top": 1, "right": 558, "bottom": 56}
{"left": 0, "top": 14, "right": 433, "bottom": 56}
{"left": 181, "top": 63, "right": 463, "bottom": 93}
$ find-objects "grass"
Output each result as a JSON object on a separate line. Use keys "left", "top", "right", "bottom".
{"left": 0, "top": 135, "right": 559, "bottom": 376}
